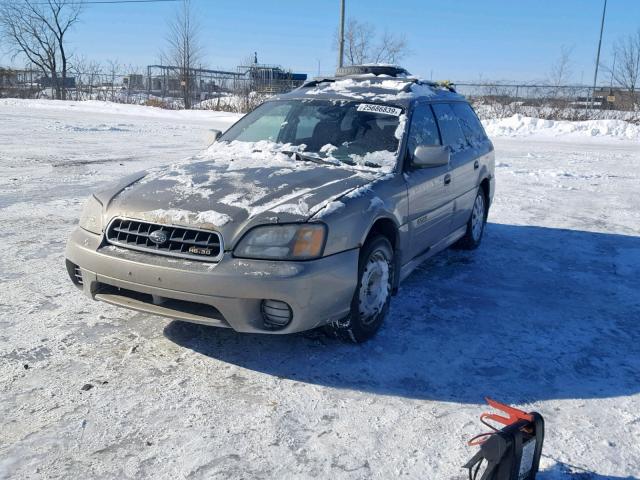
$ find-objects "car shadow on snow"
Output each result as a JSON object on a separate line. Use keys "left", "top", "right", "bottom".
{"left": 538, "top": 459, "right": 639, "bottom": 479}
{"left": 164, "top": 223, "right": 640, "bottom": 403}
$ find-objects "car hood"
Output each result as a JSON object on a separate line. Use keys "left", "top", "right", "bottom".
{"left": 100, "top": 146, "right": 385, "bottom": 247}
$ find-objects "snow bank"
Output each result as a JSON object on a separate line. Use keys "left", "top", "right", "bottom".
{"left": 482, "top": 114, "right": 640, "bottom": 140}
{"left": 0, "top": 98, "right": 241, "bottom": 124}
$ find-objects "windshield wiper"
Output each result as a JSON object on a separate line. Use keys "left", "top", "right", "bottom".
{"left": 282, "top": 150, "right": 381, "bottom": 169}
{"left": 282, "top": 150, "right": 337, "bottom": 166}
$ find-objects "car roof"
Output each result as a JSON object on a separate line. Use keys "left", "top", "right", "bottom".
{"left": 274, "top": 74, "right": 466, "bottom": 107}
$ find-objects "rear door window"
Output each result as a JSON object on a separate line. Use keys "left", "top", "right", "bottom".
{"left": 432, "top": 103, "right": 467, "bottom": 152}
{"left": 451, "top": 103, "right": 488, "bottom": 148}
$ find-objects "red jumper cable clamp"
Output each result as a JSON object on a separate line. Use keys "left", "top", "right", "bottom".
{"left": 463, "top": 398, "right": 545, "bottom": 480}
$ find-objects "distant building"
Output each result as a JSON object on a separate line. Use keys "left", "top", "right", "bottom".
{"left": 0, "top": 68, "right": 18, "bottom": 87}
{"left": 39, "top": 76, "right": 76, "bottom": 89}
{"left": 593, "top": 87, "right": 638, "bottom": 110}
{"left": 145, "top": 62, "right": 307, "bottom": 98}
{"left": 240, "top": 64, "right": 307, "bottom": 94}
{"left": 124, "top": 74, "right": 144, "bottom": 90}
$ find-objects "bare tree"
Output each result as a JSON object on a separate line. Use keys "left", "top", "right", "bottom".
{"left": 0, "top": 2, "right": 59, "bottom": 97}
{"left": 0, "top": 0, "right": 81, "bottom": 100}
{"left": 71, "top": 55, "right": 102, "bottom": 100}
{"left": 165, "top": 0, "right": 202, "bottom": 109}
{"left": 373, "top": 30, "right": 409, "bottom": 65}
{"left": 607, "top": 29, "right": 640, "bottom": 108}
{"left": 105, "top": 58, "right": 120, "bottom": 101}
{"left": 30, "top": 0, "right": 82, "bottom": 100}
{"left": 70, "top": 54, "right": 87, "bottom": 100}
{"left": 337, "top": 19, "right": 409, "bottom": 66}
{"left": 548, "top": 45, "right": 574, "bottom": 89}
{"left": 546, "top": 45, "right": 575, "bottom": 114}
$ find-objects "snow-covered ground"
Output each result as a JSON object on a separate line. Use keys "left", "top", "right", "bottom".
{"left": 1, "top": 99, "right": 639, "bottom": 479}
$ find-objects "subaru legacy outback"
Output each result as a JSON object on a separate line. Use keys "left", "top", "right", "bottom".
{"left": 66, "top": 65, "right": 495, "bottom": 343}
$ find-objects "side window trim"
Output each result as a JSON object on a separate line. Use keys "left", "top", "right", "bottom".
{"left": 427, "top": 102, "right": 444, "bottom": 146}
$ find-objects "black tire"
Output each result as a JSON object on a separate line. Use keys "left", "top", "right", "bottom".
{"left": 327, "top": 235, "right": 394, "bottom": 343}
{"left": 455, "top": 188, "right": 488, "bottom": 250}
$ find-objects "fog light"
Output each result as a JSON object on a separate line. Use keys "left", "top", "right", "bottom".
{"left": 261, "top": 299, "right": 292, "bottom": 329}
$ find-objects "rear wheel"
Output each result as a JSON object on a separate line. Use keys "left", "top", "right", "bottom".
{"left": 455, "top": 188, "right": 487, "bottom": 250}
{"left": 328, "top": 235, "right": 393, "bottom": 343}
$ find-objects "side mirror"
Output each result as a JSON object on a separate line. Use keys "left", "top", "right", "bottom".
{"left": 412, "top": 144, "right": 450, "bottom": 168}
{"left": 209, "top": 129, "right": 222, "bottom": 144}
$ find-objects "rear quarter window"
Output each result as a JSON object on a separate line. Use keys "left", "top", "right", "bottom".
{"left": 451, "top": 103, "right": 489, "bottom": 148}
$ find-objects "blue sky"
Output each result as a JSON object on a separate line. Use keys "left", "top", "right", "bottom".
{"left": 3, "top": 0, "right": 640, "bottom": 83}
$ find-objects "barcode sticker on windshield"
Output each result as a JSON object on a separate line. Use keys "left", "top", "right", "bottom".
{"left": 356, "top": 104, "right": 402, "bottom": 116}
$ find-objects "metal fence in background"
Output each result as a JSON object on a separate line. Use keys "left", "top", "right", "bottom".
{"left": 455, "top": 82, "right": 639, "bottom": 118}
{"left": 1, "top": 66, "right": 638, "bottom": 118}
{"left": 0, "top": 63, "right": 308, "bottom": 111}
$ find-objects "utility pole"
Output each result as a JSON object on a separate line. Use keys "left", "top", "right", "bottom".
{"left": 338, "top": 0, "right": 345, "bottom": 68}
{"left": 591, "top": 0, "right": 607, "bottom": 109}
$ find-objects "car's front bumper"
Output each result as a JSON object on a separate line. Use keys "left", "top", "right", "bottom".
{"left": 65, "top": 227, "right": 358, "bottom": 334}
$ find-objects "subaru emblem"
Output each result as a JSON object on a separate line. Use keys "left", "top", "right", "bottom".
{"left": 149, "top": 230, "right": 168, "bottom": 245}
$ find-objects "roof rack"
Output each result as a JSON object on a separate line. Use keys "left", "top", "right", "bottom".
{"left": 335, "top": 65, "right": 410, "bottom": 78}
{"left": 433, "top": 80, "right": 457, "bottom": 93}
{"left": 298, "top": 75, "right": 457, "bottom": 94}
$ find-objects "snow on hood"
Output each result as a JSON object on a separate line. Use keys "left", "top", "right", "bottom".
{"left": 103, "top": 140, "right": 389, "bottom": 245}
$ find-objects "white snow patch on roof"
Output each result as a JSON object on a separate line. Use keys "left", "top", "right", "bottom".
{"left": 302, "top": 78, "right": 442, "bottom": 103}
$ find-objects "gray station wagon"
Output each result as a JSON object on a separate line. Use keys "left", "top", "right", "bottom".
{"left": 65, "top": 65, "right": 494, "bottom": 342}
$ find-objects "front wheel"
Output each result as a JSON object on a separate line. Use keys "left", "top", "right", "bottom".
{"left": 327, "top": 235, "right": 394, "bottom": 343}
{"left": 455, "top": 188, "right": 487, "bottom": 250}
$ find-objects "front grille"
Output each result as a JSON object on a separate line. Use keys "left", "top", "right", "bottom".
{"left": 105, "top": 217, "right": 223, "bottom": 262}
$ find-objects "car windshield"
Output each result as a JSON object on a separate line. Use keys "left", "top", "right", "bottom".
{"left": 220, "top": 99, "right": 404, "bottom": 171}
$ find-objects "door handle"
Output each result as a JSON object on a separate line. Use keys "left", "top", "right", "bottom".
{"left": 444, "top": 174, "right": 451, "bottom": 185}
{"left": 474, "top": 160, "right": 480, "bottom": 170}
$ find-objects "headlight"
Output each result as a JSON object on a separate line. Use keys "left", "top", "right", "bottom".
{"left": 78, "top": 195, "right": 104, "bottom": 234}
{"left": 234, "top": 224, "right": 327, "bottom": 260}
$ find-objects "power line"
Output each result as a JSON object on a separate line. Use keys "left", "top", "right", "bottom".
{"left": 25, "top": 0, "right": 180, "bottom": 5}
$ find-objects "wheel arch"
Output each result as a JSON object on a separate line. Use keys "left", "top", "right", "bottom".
{"left": 363, "top": 216, "right": 399, "bottom": 250}
{"left": 479, "top": 176, "right": 491, "bottom": 209}
{"left": 362, "top": 216, "right": 401, "bottom": 294}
